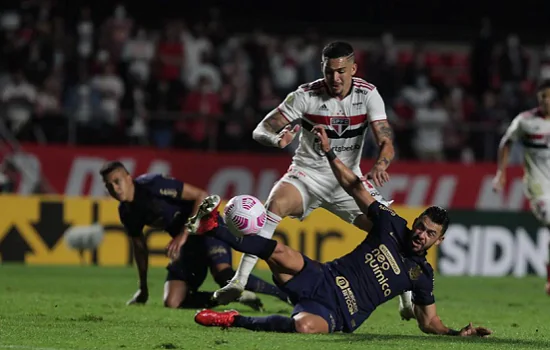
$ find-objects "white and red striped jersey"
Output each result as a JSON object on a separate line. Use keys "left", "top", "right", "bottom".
{"left": 277, "top": 77, "right": 387, "bottom": 172}
{"left": 504, "top": 108, "right": 550, "bottom": 197}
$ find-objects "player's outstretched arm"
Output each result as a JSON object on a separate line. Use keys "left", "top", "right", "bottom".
{"left": 493, "top": 116, "right": 520, "bottom": 192}
{"left": 313, "top": 125, "right": 376, "bottom": 212}
{"left": 166, "top": 182, "right": 208, "bottom": 259}
{"left": 127, "top": 234, "right": 149, "bottom": 305}
{"left": 252, "top": 109, "right": 299, "bottom": 148}
{"left": 414, "top": 303, "right": 492, "bottom": 337}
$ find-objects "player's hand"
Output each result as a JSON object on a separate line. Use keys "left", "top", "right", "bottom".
{"left": 312, "top": 125, "right": 330, "bottom": 152}
{"left": 459, "top": 323, "right": 492, "bottom": 337}
{"left": 166, "top": 231, "right": 189, "bottom": 261}
{"left": 368, "top": 164, "right": 390, "bottom": 187}
{"left": 277, "top": 124, "right": 301, "bottom": 148}
{"left": 127, "top": 288, "right": 148, "bottom": 305}
{"left": 492, "top": 171, "right": 505, "bottom": 192}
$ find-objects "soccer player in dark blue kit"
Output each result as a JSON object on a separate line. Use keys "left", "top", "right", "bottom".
{"left": 192, "top": 126, "right": 492, "bottom": 336}
{"left": 99, "top": 161, "right": 288, "bottom": 310}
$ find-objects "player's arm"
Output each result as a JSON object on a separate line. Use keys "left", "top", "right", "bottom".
{"left": 253, "top": 90, "right": 304, "bottom": 148}
{"left": 493, "top": 115, "right": 521, "bottom": 192}
{"left": 367, "top": 89, "right": 395, "bottom": 187}
{"left": 124, "top": 221, "right": 149, "bottom": 305}
{"left": 414, "top": 303, "right": 492, "bottom": 337}
{"left": 313, "top": 125, "right": 376, "bottom": 212}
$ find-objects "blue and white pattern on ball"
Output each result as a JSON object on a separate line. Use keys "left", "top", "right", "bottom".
{"left": 224, "top": 195, "right": 266, "bottom": 235}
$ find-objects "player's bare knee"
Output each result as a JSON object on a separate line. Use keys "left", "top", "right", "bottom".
{"left": 294, "top": 317, "right": 327, "bottom": 334}
{"left": 266, "top": 183, "right": 303, "bottom": 217}
{"left": 163, "top": 296, "right": 182, "bottom": 309}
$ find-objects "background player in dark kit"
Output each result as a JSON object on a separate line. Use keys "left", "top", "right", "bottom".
{"left": 100, "top": 161, "right": 288, "bottom": 310}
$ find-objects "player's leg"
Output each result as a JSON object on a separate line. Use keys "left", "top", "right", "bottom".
{"left": 529, "top": 198, "right": 550, "bottom": 294}
{"left": 164, "top": 238, "right": 218, "bottom": 309}
{"left": 214, "top": 170, "right": 311, "bottom": 304}
{"left": 195, "top": 256, "right": 341, "bottom": 333}
{"left": 205, "top": 230, "right": 289, "bottom": 303}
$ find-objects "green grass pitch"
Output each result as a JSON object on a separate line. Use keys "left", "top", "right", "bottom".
{"left": 0, "top": 265, "right": 549, "bottom": 350}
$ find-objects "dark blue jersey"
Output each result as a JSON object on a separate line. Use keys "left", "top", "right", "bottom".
{"left": 326, "top": 202, "right": 435, "bottom": 332}
{"left": 118, "top": 174, "right": 194, "bottom": 238}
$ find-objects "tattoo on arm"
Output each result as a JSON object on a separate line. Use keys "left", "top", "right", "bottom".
{"left": 373, "top": 120, "right": 394, "bottom": 143}
{"left": 375, "top": 157, "right": 390, "bottom": 168}
{"left": 265, "top": 111, "right": 289, "bottom": 133}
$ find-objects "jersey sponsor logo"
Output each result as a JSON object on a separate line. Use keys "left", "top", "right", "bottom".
{"left": 160, "top": 188, "right": 178, "bottom": 198}
{"left": 335, "top": 276, "right": 358, "bottom": 315}
{"left": 378, "top": 204, "right": 396, "bottom": 216}
{"left": 331, "top": 118, "right": 350, "bottom": 136}
{"left": 352, "top": 102, "right": 363, "bottom": 108}
{"left": 364, "top": 244, "right": 401, "bottom": 297}
{"left": 354, "top": 89, "right": 368, "bottom": 95}
{"left": 332, "top": 144, "right": 361, "bottom": 152}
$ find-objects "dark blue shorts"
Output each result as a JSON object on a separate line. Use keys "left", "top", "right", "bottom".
{"left": 275, "top": 255, "right": 344, "bottom": 333}
{"left": 165, "top": 234, "right": 232, "bottom": 290}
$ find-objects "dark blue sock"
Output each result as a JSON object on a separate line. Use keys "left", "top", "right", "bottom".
{"left": 246, "top": 274, "right": 289, "bottom": 302}
{"left": 233, "top": 315, "right": 296, "bottom": 333}
{"left": 208, "top": 217, "right": 277, "bottom": 260}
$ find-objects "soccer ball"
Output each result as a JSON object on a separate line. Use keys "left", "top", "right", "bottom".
{"left": 224, "top": 195, "right": 266, "bottom": 235}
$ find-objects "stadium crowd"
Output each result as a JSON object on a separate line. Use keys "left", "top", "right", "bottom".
{"left": 0, "top": 1, "right": 548, "bottom": 162}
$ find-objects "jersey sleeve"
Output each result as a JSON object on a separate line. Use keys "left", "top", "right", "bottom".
{"left": 119, "top": 206, "right": 144, "bottom": 237}
{"left": 502, "top": 114, "right": 522, "bottom": 142}
{"left": 367, "top": 201, "right": 407, "bottom": 228}
{"left": 365, "top": 88, "right": 387, "bottom": 123}
{"left": 412, "top": 266, "right": 435, "bottom": 305}
{"left": 136, "top": 174, "right": 184, "bottom": 199}
{"left": 276, "top": 88, "right": 308, "bottom": 122}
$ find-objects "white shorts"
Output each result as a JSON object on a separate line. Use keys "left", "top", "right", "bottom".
{"left": 529, "top": 197, "right": 550, "bottom": 225}
{"left": 272, "top": 164, "right": 393, "bottom": 223}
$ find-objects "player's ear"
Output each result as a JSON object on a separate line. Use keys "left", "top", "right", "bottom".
{"left": 351, "top": 63, "right": 357, "bottom": 76}
{"left": 434, "top": 235, "right": 445, "bottom": 246}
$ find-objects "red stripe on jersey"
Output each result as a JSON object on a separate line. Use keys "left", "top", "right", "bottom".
{"left": 304, "top": 113, "right": 367, "bottom": 126}
{"left": 528, "top": 133, "right": 547, "bottom": 140}
{"left": 277, "top": 107, "right": 292, "bottom": 122}
{"left": 302, "top": 81, "right": 325, "bottom": 91}
{"left": 353, "top": 81, "right": 374, "bottom": 90}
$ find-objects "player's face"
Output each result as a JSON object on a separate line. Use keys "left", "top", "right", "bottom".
{"left": 537, "top": 87, "right": 550, "bottom": 115}
{"left": 410, "top": 215, "right": 444, "bottom": 254}
{"left": 322, "top": 57, "right": 357, "bottom": 97}
{"left": 103, "top": 168, "right": 134, "bottom": 202}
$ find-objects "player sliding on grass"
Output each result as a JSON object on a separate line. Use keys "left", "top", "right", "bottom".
{"left": 100, "top": 161, "right": 288, "bottom": 310}
{"left": 190, "top": 126, "right": 492, "bottom": 336}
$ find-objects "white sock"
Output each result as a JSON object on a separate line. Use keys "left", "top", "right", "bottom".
{"left": 399, "top": 290, "right": 413, "bottom": 309}
{"left": 231, "top": 211, "right": 282, "bottom": 286}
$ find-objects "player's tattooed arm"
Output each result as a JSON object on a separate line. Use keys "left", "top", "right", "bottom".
{"left": 253, "top": 109, "right": 298, "bottom": 148}
{"left": 414, "top": 304, "right": 492, "bottom": 337}
{"left": 371, "top": 120, "right": 395, "bottom": 170}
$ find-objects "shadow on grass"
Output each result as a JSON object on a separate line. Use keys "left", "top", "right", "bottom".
{"left": 328, "top": 333, "right": 549, "bottom": 348}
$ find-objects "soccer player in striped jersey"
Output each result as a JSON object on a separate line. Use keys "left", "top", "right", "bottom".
{"left": 214, "top": 41, "right": 414, "bottom": 319}
{"left": 493, "top": 80, "right": 550, "bottom": 294}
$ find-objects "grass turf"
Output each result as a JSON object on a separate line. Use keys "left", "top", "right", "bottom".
{"left": 0, "top": 265, "right": 549, "bottom": 350}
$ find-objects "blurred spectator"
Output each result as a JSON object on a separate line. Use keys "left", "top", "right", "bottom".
{"left": 177, "top": 75, "right": 222, "bottom": 149}
{"left": 1, "top": 69, "right": 37, "bottom": 136}
{"left": 412, "top": 97, "right": 449, "bottom": 161}
{"left": 91, "top": 61, "right": 124, "bottom": 127}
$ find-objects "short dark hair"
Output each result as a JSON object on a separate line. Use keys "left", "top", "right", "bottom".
{"left": 537, "top": 80, "right": 550, "bottom": 92}
{"left": 99, "top": 161, "right": 128, "bottom": 178}
{"left": 322, "top": 41, "right": 354, "bottom": 61}
{"left": 419, "top": 206, "right": 450, "bottom": 235}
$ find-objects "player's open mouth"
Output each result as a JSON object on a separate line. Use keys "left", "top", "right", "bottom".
{"left": 412, "top": 239, "right": 422, "bottom": 250}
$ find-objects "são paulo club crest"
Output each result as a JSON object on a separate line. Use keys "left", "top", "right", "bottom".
{"left": 330, "top": 117, "right": 350, "bottom": 136}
